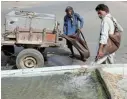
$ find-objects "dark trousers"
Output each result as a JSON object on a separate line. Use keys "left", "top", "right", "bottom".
{"left": 66, "top": 40, "right": 74, "bottom": 55}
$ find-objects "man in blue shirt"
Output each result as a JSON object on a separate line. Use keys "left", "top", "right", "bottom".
{"left": 63, "top": 6, "right": 84, "bottom": 57}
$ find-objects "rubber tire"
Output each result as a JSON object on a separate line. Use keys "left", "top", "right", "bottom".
{"left": 16, "top": 48, "right": 44, "bottom": 69}
{"left": 2, "top": 45, "right": 14, "bottom": 56}
{"left": 38, "top": 48, "right": 48, "bottom": 61}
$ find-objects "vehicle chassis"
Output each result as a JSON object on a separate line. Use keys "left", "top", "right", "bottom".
{"left": 1, "top": 10, "right": 62, "bottom": 69}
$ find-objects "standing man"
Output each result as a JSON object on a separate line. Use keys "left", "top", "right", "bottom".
{"left": 95, "top": 4, "right": 123, "bottom": 64}
{"left": 63, "top": 6, "right": 84, "bottom": 57}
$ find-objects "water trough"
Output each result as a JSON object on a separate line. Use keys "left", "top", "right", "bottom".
{"left": 1, "top": 64, "right": 127, "bottom": 99}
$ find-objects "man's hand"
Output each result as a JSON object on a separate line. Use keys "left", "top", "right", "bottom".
{"left": 97, "top": 50, "right": 104, "bottom": 59}
{"left": 76, "top": 28, "right": 82, "bottom": 36}
{"left": 77, "top": 28, "right": 82, "bottom": 32}
{"left": 96, "top": 44, "right": 105, "bottom": 60}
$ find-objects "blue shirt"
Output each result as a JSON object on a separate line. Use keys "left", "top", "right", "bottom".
{"left": 63, "top": 13, "right": 84, "bottom": 35}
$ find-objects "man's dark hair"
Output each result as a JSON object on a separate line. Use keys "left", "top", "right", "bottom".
{"left": 65, "top": 6, "right": 73, "bottom": 12}
{"left": 95, "top": 4, "right": 109, "bottom": 13}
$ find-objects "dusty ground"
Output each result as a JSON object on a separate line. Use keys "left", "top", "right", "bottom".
{"left": 1, "top": 1, "right": 127, "bottom": 70}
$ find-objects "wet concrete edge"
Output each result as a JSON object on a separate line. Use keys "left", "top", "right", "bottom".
{"left": 95, "top": 69, "right": 111, "bottom": 99}
{"left": 95, "top": 66, "right": 125, "bottom": 99}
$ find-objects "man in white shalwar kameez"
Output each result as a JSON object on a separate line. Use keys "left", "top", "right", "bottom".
{"left": 95, "top": 4, "right": 123, "bottom": 64}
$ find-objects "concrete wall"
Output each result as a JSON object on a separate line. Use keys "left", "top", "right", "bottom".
{"left": 96, "top": 65, "right": 127, "bottom": 99}
{"left": 2, "top": 64, "right": 127, "bottom": 99}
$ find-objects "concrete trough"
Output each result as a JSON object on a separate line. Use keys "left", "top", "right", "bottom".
{"left": 96, "top": 64, "right": 127, "bottom": 99}
{"left": 1, "top": 64, "right": 127, "bottom": 99}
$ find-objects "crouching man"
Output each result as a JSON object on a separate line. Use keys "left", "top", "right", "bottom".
{"left": 95, "top": 4, "right": 123, "bottom": 64}
{"left": 63, "top": 6, "right": 84, "bottom": 58}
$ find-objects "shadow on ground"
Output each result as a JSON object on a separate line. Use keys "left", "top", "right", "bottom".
{"left": 1, "top": 47, "right": 85, "bottom": 70}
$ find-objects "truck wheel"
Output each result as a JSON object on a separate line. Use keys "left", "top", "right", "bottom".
{"left": 2, "top": 45, "right": 14, "bottom": 56}
{"left": 16, "top": 49, "right": 44, "bottom": 69}
{"left": 38, "top": 48, "right": 48, "bottom": 61}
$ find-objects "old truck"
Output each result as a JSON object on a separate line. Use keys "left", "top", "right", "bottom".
{"left": 1, "top": 10, "right": 62, "bottom": 69}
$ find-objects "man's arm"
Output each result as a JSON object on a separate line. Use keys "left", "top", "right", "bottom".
{"left": 76, "top": 13, "right": 84, "bottom": 29}
{"left": 63, "top": 16, "right": 67, "bottom": 35}
{"left": 97, "top": 20, "right": 109, "bottom": 59}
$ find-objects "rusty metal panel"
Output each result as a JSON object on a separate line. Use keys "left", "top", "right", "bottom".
{"left": 5, "top": 11, "right": 31, "bottom": 32}
{"left": 16, "top": 32, "right": 43, "bottom": 44}
{"left": 31, "top": 17, "right": 55, "bottom": 31}
{"left": 45, "top": 33, "right": 56, "bottom": 42}
{"left": 3, "top": 10, "right": 59, "bottom": 47}
{"left": 5, "top": 10, "right": 56, "bottom": 32}
{"left": 1, "top": 40, "right": 16, "bottom": 45}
